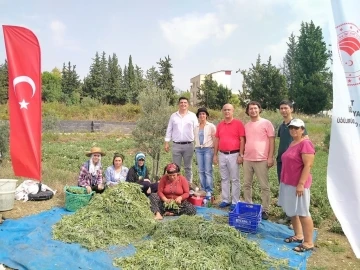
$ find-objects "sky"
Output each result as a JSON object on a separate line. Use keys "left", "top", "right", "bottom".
{"left": 0, "top": 0, "right": 332, "bottom": 93}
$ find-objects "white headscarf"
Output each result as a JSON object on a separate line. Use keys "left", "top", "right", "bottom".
{"left": 89, "top": 154, "right": 102, "bottom": 176}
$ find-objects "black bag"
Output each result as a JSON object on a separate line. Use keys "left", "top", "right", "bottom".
{"left": 28, "top": 183, "right": 54, "bottom": 201}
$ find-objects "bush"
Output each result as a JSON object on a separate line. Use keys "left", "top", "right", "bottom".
{"left": 0, "top": 121, "right": 9, "bottom": 158}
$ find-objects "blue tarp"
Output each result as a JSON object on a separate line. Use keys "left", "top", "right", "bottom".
{"left": 0, "top": 207, "right": 316, "bottom": 269}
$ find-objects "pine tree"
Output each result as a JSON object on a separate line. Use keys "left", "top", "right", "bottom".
{"left": 293, "top": 21, "right": 332, "bottom": 113}
{"left": 282, "top": 33, "right": 297, "bottom": 101}
{"left": 61, "top": 61, "right": 81, "bottom": 104}
{"left": 146, "top": 66, "right": 160, "bottom": 86}
{"left": 0, "top": 60, "right": 8, "bottom": 104}
{"left": 100, "top": 51, "right": 109, "bottom": 103}
{"left": 125, "top": 55, "right": 137, "bottom": 104}
{"left": 241, "top": 55, "right": 288, "bottom": 110}
{"left": 83, "top": 52, "right": 102, "bottom": 101}
{"left": 157, "top": 55, "right": 175, "bottom": 105}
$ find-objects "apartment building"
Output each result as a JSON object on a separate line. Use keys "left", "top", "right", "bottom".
{"left": 189, "top": 70, "right": 231, "bottom": 106}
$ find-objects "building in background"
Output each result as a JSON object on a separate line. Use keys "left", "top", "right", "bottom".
{"left": 190, "top": 70, "right": 231, "bottom": 106}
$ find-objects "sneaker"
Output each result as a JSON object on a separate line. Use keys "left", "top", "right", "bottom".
{"left": 262, "top": 211, "right": 269, "bottom": 220}
{"left": 218, "top": 201, "right": 231, "bottom": 208}
{"left": 229, "top": 204, "right": 236, "bottom": 211}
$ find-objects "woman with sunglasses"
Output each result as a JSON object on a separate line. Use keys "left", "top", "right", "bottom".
{"left": 278, "top": 119, "right": 315, "bottom": 252}
{"left": 149, "top": 163, "right": 196, "bottom": 220}
{"left": 78, "top": 146, "right": 106, "bottom": 194}
{"left": 126, "top": 152, "right": 158, "bottom": 195}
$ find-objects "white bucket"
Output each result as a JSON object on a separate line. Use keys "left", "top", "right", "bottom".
{"left": 0, "top": 179, "right": 18, "bottom": 211}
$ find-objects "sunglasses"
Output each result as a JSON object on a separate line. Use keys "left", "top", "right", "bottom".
{"left": 138, "top": 159, "right": 145, "bottom": 161}
{"left": 289, "top": 126, "right": 301, "bottom": 130}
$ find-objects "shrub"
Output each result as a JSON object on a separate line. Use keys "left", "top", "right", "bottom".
{"left": 0, "top": 120, "right": 9, "bottom": 158}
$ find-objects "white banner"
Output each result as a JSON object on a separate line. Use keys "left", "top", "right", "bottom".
{"left": 328, "top": 0, "right": 360, "bottom": 258}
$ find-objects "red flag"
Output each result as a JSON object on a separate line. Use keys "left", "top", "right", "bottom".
{"left": 2, "top": 25, "right": 42, "bottom": 181}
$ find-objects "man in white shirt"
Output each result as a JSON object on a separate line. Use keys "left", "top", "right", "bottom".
{"left": 165, "top": 97, "right": 198, "bottom": 182}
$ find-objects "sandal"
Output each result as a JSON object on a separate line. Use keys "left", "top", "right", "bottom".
{"left": 284, "top": 236, "right": 304, "bottom": 243}
{"left": 293, "top": 244, "right": 314, "bottom": 252}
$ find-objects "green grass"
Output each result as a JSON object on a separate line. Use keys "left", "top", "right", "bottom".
{"left": 0, "top": 105, "right": 336, "bottom": 229}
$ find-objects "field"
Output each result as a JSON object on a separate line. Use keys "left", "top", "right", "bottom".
{"left": 0, "top": 107, "right": 359, "bottom": 269}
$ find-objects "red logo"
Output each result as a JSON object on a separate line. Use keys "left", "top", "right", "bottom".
{"left": 337, "top": 23, "right": 360, "bottom": 86}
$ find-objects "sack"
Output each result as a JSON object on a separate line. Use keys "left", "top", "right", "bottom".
{"left": 15, "top": 180, "right": 57, "bottom": 202}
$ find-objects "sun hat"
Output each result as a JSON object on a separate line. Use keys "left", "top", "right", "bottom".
{"left": 288, "top": 118, "right": 305, "bottom": 128}
{"left": 85, "top": 146, "right": 106, "bottom": 157}
{"left": 196, "top": 107, "right": 209, "bottom": 118}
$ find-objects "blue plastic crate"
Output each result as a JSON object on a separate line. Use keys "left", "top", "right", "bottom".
{"left": 228, "top": 202, "right": 262, "bottom": 233}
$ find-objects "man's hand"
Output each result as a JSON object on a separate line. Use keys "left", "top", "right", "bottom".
{"left": 86, "top": 186, "right": 92, "bottom": 194}
{"left": 267, "top": 157, "right": 274, "bottom": 168}
{"left": 164, "top": 142, "right": 170, "bottom": 152}
{"left": 237, "top": 156, "right": 243, "bottom": 164}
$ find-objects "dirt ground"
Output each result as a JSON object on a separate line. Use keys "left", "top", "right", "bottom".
{"left": 1, "top": 192, "right": 360, "bottom": 270}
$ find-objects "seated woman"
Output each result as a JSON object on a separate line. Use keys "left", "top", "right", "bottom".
{"left": 126, "top": 152, "right": 158, "bottom": 195}
{"left": 105, "top": 153, "right": 129, "bottom": 187}
{"left": 149, "top": 163, "right": 196, "bottom": 220}
{"left": 78, "top": 146, "right": 106, "bottom": 194}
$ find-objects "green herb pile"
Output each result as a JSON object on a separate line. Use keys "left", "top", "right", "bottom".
{"left": 53, "top": 183, "right": 156, "bottom": 250}
{"left": 114, "top": 215, "right": 290, "bottom": 270}
{"left": 65, "top": 186, "right": 87, "bottom": 194}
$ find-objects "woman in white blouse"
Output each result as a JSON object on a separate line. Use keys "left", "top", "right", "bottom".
{"left": 105, "top": 153, "right": 129, "bottom": 187}
{"left": 194, "top": 108, "right": 216, "bottom": 200}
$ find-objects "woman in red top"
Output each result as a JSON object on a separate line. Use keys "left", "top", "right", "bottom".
{"left": 149, "top": 163, "right": 196, "bottom": 220}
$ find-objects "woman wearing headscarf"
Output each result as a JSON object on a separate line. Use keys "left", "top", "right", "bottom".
{"left": 194, "top": 107, "right": 216, "bottom": 200}
{"left": 149, "top": 163, "right": 196, "bottom": 220}
{"left": 126, "top": 152, "right": 158, "bottom": 195}
{"left": 105, "top": 153, "right": 129, "bottom": 187}
{"left": 78, "top": 146, "right": 106, "bottom": 194}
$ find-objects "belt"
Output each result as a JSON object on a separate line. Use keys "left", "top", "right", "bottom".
{"left": 219, "top": 150, "right": 239, "bottom": 155}
{"left": 173, "top": 141, "right": 193, "bottom": 144}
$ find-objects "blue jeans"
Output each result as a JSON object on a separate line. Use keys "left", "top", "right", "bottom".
{"left": 195, "top": 147, "right": 214, "bottom": 195}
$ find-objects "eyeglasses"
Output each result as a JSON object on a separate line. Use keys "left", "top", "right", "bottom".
{"left": 289, "top": 126, "right": 300, "bottom": 130}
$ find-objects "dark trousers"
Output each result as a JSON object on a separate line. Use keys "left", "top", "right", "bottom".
{"left": 148, "top": 193, "right": 196, "bottom": 216}
{"left": 277, "top": 161, "right": 282, "bottom": 184}
{"left": 91, "top": 185, "right": 105, "bottom": 194}
{"left": 139, "top": 181, "right": 158, "bottom": 195}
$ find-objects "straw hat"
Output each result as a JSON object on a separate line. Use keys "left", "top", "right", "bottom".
{"left": 85, "top": 146, "right": 106, "bottom": 157}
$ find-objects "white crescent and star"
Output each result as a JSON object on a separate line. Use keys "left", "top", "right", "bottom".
{"left": 13, "top": 76, "right": 36, "bottom": 110}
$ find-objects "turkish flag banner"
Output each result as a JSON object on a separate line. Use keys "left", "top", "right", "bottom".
{"left": 2, "top": 25, "right": 42, "bottom": 181}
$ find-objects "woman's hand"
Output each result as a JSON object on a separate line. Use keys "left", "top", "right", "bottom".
{"left": 163, "top": 197, "right": 170, "bottom": 203}
{"left": 175, "top": 196, "right": 182, "bottom": 204}
{"left": 296, "top": 183, "right": 304, "bottom": 197}
{"left": 98, "top": 184, "right": 104, "bottom": 190}
{"left": 86, "top": 186, "right": 92, "bottom": 194}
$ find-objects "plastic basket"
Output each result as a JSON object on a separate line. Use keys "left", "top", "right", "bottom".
{"left": 64, "top": 186, "right": 94, "bottom": 212}
{"left": 228, "top": 202, "right": 262, "bottom": 233}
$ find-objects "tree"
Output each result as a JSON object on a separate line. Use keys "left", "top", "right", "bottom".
{"left": 83, "top": 52, "right": 103, "bottom": 101}
{"left": 125, "top": 55, "right": 137, "bottom": 103}
{"left": 292, "top": 21, "right": 332, "bottom": 113}
{"left": 100, "top": 51, "right": 109, "bottom": 103}
{"left": 61, "top": 61, "right": 81, "bottom": 104}
{"left": 196, "top": 74, "right": 218, "bottom": 108}
{"left": 157, "top": 55, "right": 175, "bottom": 105}
{"left": 132, "top": 83, "right": 173, "bottom": 180}
{"left": 106, "top": 53, "right": 125, "bottom": 104}
{"left": 0, "top": 60, "right": 8, "bottom": 104}
{"left": 146, "top": 66, "right": 160, "bottom": 86}
{"left": 282, "top": 33, "right": 297, "bottom": 101}
{"left": 241, "top": 55, "right": 288, "bottom": 110}
{"left": 42, "top": 70, "right": 62, "bottom": 102}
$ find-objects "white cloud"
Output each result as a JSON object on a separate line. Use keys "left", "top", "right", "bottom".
{"left": 49, "top": 20, "right": 81, "bottom": 51}
{"left": 159, "top": 13, "right": 238, "bottom": 58}
{"left": 50, "top": 20, "right": 66, "bottom": 45}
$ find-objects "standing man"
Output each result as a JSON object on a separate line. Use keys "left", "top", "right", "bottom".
{"left": 165, "top": 97, "right": 198, "bottom": 182}
{"left": 213, "top": 104, "right": 245, "bottom": 211}
{"left": 243, "top": 101, "right": 275, "bottom": 220}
